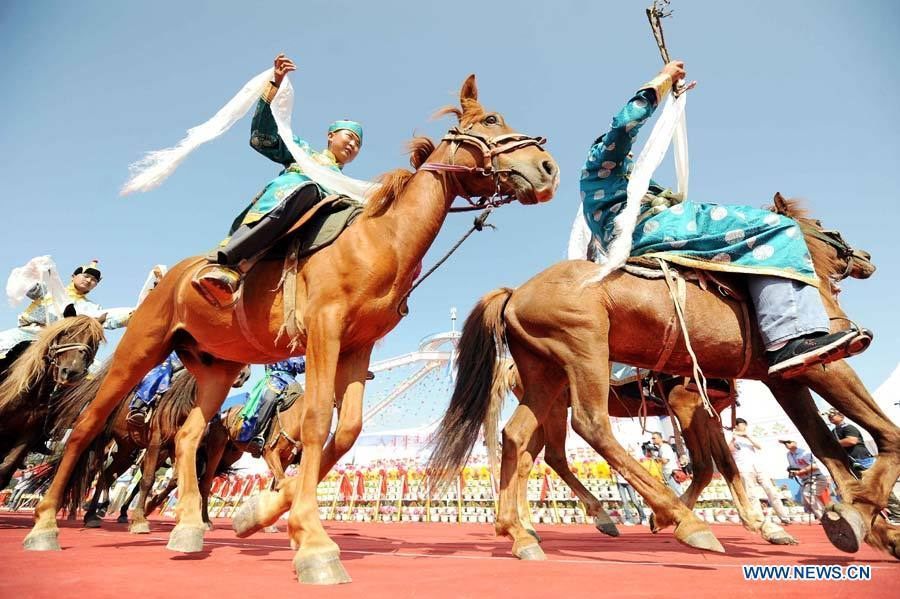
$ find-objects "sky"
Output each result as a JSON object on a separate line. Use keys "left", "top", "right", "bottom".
{"left": 1, "top": 0, "right": 898, "bottom": 417}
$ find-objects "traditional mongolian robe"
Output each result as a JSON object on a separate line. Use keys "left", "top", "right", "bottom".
{"left": 579, "top": 76, "right": 818, "bottom": 287}
{"left": 129, "top": 352, "right": 184, "bottom": 410}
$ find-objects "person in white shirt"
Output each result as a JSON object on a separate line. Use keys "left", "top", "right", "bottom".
{"left": 651, "top": 432, "right": 681, "bottom": 494}
{"left": 728, "top": 418, "right": 791, "bottom": 524}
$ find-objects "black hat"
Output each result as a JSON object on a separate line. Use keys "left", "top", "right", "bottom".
{"left": 73, "top": 259, "right": 102, "bottom": 281}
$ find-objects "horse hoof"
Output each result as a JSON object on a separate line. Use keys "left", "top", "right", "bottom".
{"left": 263, "top": 524, "right": 280, "bottom": 534}
{"left": 648, "top": 513, "right": 660, "bottom": 534}
{"left": 129, "top": 521, "right": 150, "bottom": 535}
{"left": 166, "top": 526, "right": 205, "bottom": 553}
{"left": 232, "top": 495, "right": 264, "bottom": 538}
{"left": 515, "top": 543, "right": 547, "bottom": 561}
{"left": 680, "top": 529, "right": 725, "bottom": 553}
{"left": 526, "top": 528, "right": 542, "bottom": 544}
{"left": 23, "top": 530, "right": 61, "bottom": 552}
{"left": 116, "top": 515, "right": 129, "bottom": 524}
{"left": 594, "top": 517, "right": 620, "bottom": 537}
{"left": 822, "top": 504, "right": 866, "bottom": 554}
{"left": 83, "top": 516, "right": 102, "bottom": 529}
{"left": 767, "top": 532, "right": 799, "bottom": 546}
{"left": 293, "top": 551, "right": 352, "bottom": 585}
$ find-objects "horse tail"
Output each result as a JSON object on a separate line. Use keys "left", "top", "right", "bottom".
{"left": 150, "top": 370, "right": 198, "bottom": 444}
{"left": 427, "top": 287, "right": 512, "bottom": 493}
{"left": 484, "top": 358, "right": 520, "bottom": 487}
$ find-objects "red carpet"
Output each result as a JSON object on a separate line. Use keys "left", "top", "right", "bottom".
{"left": 0, "top": 514, "right": 896, "bottom": 598}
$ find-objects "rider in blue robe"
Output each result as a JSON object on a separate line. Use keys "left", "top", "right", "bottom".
{"left": 240, "top": 357, "right": 306, "bottom": 456}
{"left": 126, "top": 352, "right": 184, "bottom": 426}
{"left": 579, "top": 61, "right": 870, "bottom": 377}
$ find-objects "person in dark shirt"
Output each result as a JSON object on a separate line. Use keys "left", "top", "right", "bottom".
{"left": 826, "top": 408, "right": 900, "bottom": 523}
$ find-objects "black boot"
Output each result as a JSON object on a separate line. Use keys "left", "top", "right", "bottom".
{"left": 767, "top": 329, "right": 871, "bottom": 378}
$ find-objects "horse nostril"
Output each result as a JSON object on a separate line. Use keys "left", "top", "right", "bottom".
{"left": 542, "top": 160, "right": 556, "bottom": 177}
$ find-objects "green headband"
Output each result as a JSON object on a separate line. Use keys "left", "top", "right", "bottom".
{"left": 328, "top": 120, "right": 363, "bottom": 147}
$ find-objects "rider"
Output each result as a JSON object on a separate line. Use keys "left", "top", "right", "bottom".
{"left": 241, "top": 356, "right": 306, "bottom": 458}
{"left": 1, "top": 259, "right": 131, "bottom": 369}
{"left": 193, "top": 53, "right": 364, "bottom": 305}
{"left": 579, "top": 61, "right": 871, "bottom": 378}
{"left": 125, "top": 352, "right": 185, "bottom": 427}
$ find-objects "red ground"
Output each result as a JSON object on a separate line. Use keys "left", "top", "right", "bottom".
{"left": 0, "top": 514, "right": 896, "bottom": 598}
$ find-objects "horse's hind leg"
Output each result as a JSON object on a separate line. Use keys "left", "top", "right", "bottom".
{"left": 567, "top": 355, "right": 723, "bottom": 553}
{"left": 517, "top": 423, "right": 544, "bottom": 543}
{"left": 166, "top": 358, "right": 244, "bottom": 553}
{"left": 542, "top": 398, "right": 618, "bottom": 537}
{"left": 199, "top": 419, "right": 229, "bottom": 531}
{"left": 24, "top": 331, "right": 173, "bottom": 551}
{"left": 118, "top": 480, "right": 141, "bottom": 523}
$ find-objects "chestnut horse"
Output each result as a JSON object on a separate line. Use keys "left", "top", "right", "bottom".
{"left": 0, "top": 314, "right": 105, "bottom": 489}
{"left": 24, "top": 75, "right": 558, "bottom": 585}
{"left": 492, "top": 361, "right": 796, "bottom": 548}
{"left": 430, "top": 195, "right": 899, "bottom": 561}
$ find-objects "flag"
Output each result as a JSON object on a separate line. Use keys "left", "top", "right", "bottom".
{"left": 340, "top": 474, "right": 353, "bottom": 500}
{"left": 356, "top": 471, "right": 366, "bottom": 499}
{"left": 540, "top": 474, "right": 550, "bottom": 502}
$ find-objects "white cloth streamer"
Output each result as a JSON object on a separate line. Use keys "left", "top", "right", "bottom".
{"left": 582, "top": 91, "right": 688, "bottom": 285}
{"left": 6, "top": 256, "right": 69, "bottom": 317}
{"left": 120, "top": 68, "right": 380, "bottom": 203}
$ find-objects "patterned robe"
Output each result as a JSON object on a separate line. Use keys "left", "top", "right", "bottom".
{"left": 130, "top": 352, "right": 184, "bottom": 409}
{"left": 579, "top": 77, "right": 819, "bottom": 287}
{"left": 238, "top": 356, "right": 307, "bottom": 435}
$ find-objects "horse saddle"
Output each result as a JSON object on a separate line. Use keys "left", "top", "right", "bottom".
{"left": 266, "top": 194, "right": 364, "bottom": 262}
{"left": 624, "top": 256, "right": 747, "bottom": 302}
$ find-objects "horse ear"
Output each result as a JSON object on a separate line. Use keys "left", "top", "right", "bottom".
{"left": 460, "top": 74, "right": 478, "bottom": 104}
{"left": 96, "top": 312, "right": 107, "bottom": 325}
{"left": 63, "top": 304, "right": 77, "bottom": 318}
{"left": 772, "top": 192, "right": 788, "bottom": 215}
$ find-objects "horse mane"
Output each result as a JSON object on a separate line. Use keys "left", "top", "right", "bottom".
{"left": 362, "top": 96, "right": 485, "bottom": 217}
{"left": 363, "top": 136, "right": 436, "bottom": 217}
{"left": 0, "top": 315, "right": 105, "bottom": 408}
{"left": 768, "top": 195, "right": 843, "bottom": 281}
{"left": 150, "top": 369, "right": 198, "bottom": 443}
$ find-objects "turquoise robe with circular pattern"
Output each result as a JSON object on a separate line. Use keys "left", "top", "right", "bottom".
{"left": 579, "top": 86, "right": 819, "bottom": 287}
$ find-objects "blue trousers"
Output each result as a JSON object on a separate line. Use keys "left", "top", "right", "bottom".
{"left": 746, "top": 276, "right": 829, "bottom": 350}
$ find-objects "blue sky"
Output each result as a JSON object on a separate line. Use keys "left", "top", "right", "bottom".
{"left": 2, "top": 1, "right": 897, "bottom": 407}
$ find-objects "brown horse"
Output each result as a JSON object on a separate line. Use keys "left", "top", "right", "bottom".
{"left": 52, "top": 363, "right": 251, "bottom": 533}
{"left": 24, "top": 75, "right": 559, "bottom": 584}
{"left": 430, "top": 194, "right": 898, "bottom": 560}
{"left": 492, "top": 361, "right": 796, "bottom": 547}
{"left": 0, "top": 314, "right": 105, "bottom": 489}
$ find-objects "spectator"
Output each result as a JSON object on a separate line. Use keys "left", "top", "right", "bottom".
{"left": 826, "top": 408, "right": 900, "bottom": 524}
{"left": 779, "top": 439, "right": 829, "bottom": 519}
{"left": 728, "top": 418, "right": 791, "bottom": 524}
{"left": 611, "top": 466, "right": 646, "bottom": 526}
{"left": 651, "top": 432, "right": 681, "bottom": 494}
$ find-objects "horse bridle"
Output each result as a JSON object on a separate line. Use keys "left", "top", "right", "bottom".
{"left": 46, "top": 341, "right": 95, "bottom": 384}
{"left": 420, "top": 125, "right": 548, "bottom": 212}
{"left": 800, "top": 223, "right": 862, "bottom": 281}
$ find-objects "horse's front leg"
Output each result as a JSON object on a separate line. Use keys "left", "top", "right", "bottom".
{"left": 287, "top": 321, "right": 356, "bottom": 584}
{"left": 166, "top": 359, "right": 244, "bottom": 553}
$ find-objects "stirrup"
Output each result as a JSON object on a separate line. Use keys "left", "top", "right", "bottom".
{"left": 191, "top": 264, "right": 243, "bottom": 308}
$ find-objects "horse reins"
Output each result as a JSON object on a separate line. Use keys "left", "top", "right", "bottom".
{"left": 397, "top": 125, "right": 548, "bottom": 316}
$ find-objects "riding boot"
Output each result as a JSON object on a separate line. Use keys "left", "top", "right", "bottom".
{"left": 248, "top": 387, "right": 280, "bottom": 458}
{"left": 193, "top": 184, "right": 322, "bottom": 307}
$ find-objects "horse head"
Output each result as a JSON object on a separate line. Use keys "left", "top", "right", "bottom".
{"left": 772, "top": 193, "right": 875, "bottom": 296}
{"left": 45, "top": 314, "right": 106, "bottom": 387}
{"left": 427, "top": 75, "right": 559, "bottom": 206}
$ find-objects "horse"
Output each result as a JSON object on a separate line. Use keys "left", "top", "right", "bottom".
{"left": 0, "top": 312, "right": 105, "bottom": 489}
{"left": 24, "top": 75, "right": 559, "bottom": 585}
{"left": 491, "top": 361, "right": 797, "bottom": 547}
{"left": 52, "top": 364, "right": 251, "bottom": 533}
{"left": 429, "top": 194, "right": 899, "bottom": 561}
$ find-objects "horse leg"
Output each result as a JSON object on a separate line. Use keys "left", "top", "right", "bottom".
{"left": 516, "top": 423, "right": 544, "bottom": 543}
{"left": 118, "top": 479, "right": 141, "bottom": 524}
{"left": 233, "top": 345, "right": 373, "bottom": 542}
{"left": 199, "top": 421, "right": 228, "bottom": 532}
{"left": 542, "top": 399, "right": 618, "bottom": 537}
{"left": 24, "top": 335, "right": 171, "bottom": 551}
{"left": 130, "top": 430, "right": 162, "bottom": 534}
{"left": 165, "top": 358, "right": 244, "bottom": 553}
{"left": 567, "top": 358, "right": 722, "bottom": 553}
{"left": 0, "top": 441, "right": 29, "bottom": 490}
{"left": 494, "top": 351, "right": 560, "bottom": 561}
{"left": 770, "top": 373, "right": 900, "bottom": 558}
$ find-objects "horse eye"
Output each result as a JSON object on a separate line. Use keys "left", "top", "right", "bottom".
{"left": 484, "top": 115, "right": 499, "bottom": 126}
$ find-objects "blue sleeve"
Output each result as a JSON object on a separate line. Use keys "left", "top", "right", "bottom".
{"left": 580, "top": 88, "right": 659, "bottom": 239}
{"left": 288, "top": 356, "right": 306, "bottom": 375}
{"left": 26, "top": 282, "right": 47, "bottom": 300}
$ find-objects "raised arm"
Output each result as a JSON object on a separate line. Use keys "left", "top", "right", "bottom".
{"left": 249, "top": 54, "right": 309, "bottom": 167}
